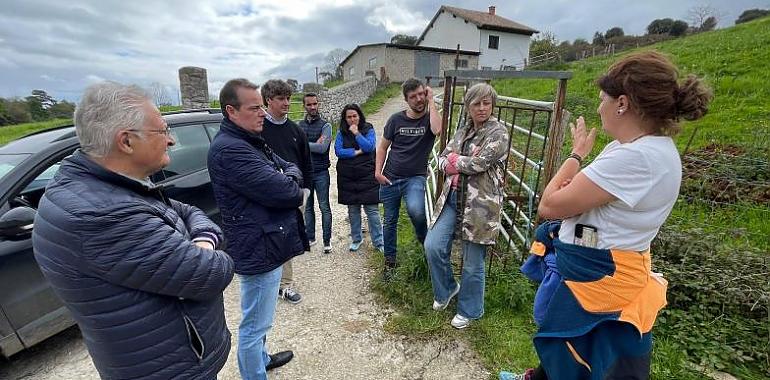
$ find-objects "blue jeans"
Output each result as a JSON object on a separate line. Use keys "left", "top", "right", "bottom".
{"left": 237, "top": 267, "right": 282, "bottom": 380}
{"left": 424, "top": 190, "right": 487, "bottom": 319}
{"left": 305, "top": 170, "right": 332, "bottom": 245}
{"left": 379, "top": 176, "right": 428, "bottom": 261}
{"left": 348, "top": 204, "right": 384, "bottom": 247}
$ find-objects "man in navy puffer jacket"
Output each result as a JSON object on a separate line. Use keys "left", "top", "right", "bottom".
{"left": 32, "top": 82, "right": 234, "bottom": 379}
{"left": 208, "top": 78, "right": 308, "bottom": 380}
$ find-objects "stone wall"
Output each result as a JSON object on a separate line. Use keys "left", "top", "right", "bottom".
{"left": 317, "top": 76, "right": 377, "bottom": 123}
{"left": 178, "top": 67, "right": 209, "bottom": 109}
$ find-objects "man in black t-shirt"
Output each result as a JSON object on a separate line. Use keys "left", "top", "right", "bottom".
{"left": 375, "top": 78, "right": 442, "bottom": 279}
{"left": 261, "top": 79, "right": 313, "bottom": 304}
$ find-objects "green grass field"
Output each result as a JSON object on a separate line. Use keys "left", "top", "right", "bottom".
{"left": 0, "top": 119, "right": 72, "bottom": 146}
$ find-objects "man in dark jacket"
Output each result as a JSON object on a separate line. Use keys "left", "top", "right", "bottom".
{"left": 32, "top": 82, "right": 234, "bottom": 380}
{"left": 298, "top": 93, "right": 333, "bottom": 254}
{"left": 208, "top": 78, "right": 307, "bottom": 380}
{"left": 260, "top": 79, "right": 313, "bottom": 304}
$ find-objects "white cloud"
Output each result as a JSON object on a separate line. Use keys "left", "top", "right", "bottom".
{"left": 85, "top": 75, "right": 106, "bottom": 83}
{"left": 1, "top": 0, "right": 767, "bottom": 101}
{"left": 366, "top": 4, "right": 429, "bottom": 34}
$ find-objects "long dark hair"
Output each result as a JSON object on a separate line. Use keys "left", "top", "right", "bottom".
{"left": 339, "top": 103, "right": 371, "bottom": 136}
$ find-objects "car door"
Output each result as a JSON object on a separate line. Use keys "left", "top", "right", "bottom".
{"left": 158, "top": 123, "right": 220, "bottom": 225}
{"left": 0, "top": 147, "right": 76, "bottom": 355}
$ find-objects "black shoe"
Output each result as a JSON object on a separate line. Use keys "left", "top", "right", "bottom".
{"left": 266, "top": 350, "right": 294, "bottom": 371}
{"left": 278, "top": 287, "right": 302, "bottom": 304}
{"left": 383, "top": 260, "right": 397, "bottom": 281}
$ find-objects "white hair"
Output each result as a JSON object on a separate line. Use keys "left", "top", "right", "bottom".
{"left": 74, "top": 82, "right": 149, "bottom": 157}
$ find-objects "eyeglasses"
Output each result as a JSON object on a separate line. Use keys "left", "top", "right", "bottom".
{"left": 126, "top": 127, "right": 172, "bottom": 136}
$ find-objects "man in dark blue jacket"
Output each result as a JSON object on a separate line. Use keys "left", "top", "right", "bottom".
{"left": 298, "top": 93, "right": 333, "bottom": 254}
{"left": 32, "top": 82, "right": 234, "bottom": 380}
{"left": 208, "top": 78, "right": 307, "bottom": 380}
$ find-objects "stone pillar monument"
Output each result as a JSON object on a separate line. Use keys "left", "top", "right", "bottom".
{"left": 178, "top": 66, "right": 209, "bottom": 109}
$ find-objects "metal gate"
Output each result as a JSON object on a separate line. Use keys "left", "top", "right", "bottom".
{"left": 426, "top": 70, "right": 572, "bottom": 266}
{"left": 415, "top": 51, "right": 440, "bottom": 80}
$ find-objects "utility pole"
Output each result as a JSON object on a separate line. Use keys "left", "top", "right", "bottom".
{"left": 454, "top": 44, "right": 460, "bottom": 69}
{"left": 315, "top": 67, "right": 319, "bottom": 84}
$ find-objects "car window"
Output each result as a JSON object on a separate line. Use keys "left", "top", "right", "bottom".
{"left": 14, "top": 158, "right": 66, "bottom": 209}
{"left": 21, "top": 163, "right": 60, "bottom": 194}
{"left": 205, "top": 123, "right": 220, "bottom": 140}
{"left": 0, "top": 154, "right": 31, "bottom": 181}
{"left": 160, "top": 124, "right": 210, "bottom": 180}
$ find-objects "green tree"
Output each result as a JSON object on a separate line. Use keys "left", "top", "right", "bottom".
{"left": 529, "top": 31, "right": 558, "bottom": 60}
{"left": 49, "top": 100, "right": 75, "bottom": 119}
{"left": 604, "top": 27, "right": 624, "bottom": 39}
{"left": 31, "top": 89, "right": 56, "bottom": 109}
{"left": 735, "top": 8, "right": 770, "bottom": 24}
{"left": 25, "top": 96, "right": 48, "bottom": 121}
{"left": 592, "top": 31, "right": 606, "bottom": 46}
{"left": 0, "top": 98, "right": 11, "bottom": 126}
{"left": 647, "top": 18, "right": 688, "bottom": 36}
{"left": 390, "top": 34, "right": 418, "bottom": 45}
{"left": 670, "top": 20, "right": 689, "bottom": 36}
{"left": 7, "top": 99, "right": 32, "bottom": 124}
{"left": 647, "top": 18, "right": 675, "bottom": 34}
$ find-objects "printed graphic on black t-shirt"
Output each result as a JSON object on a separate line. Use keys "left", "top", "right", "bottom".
{"left": 383, "top": 111, "right": 435, "bottom": 180}
{"left": 399, "top": 127, "right": 426, "bottom": 136}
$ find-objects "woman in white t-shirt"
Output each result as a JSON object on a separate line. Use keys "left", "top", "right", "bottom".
{"left": 502, "top": 51, "right": 712, "bottom": 380}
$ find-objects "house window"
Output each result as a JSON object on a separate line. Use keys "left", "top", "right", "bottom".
{"left": 488, "top": 35, "right": 500, "bottom": 50}
{"left": 349, "top": 67, "right": 355, "bottom": 77}
{"left": 455, "top": 59, "right": 469, "bottom": 68}
{"left": 368, "top": 57, "right": 377, "bottom": 69}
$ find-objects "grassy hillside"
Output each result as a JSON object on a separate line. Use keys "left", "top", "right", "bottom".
{"left": 374, "top": 17, "right": 770, "bottom": 380}
{"left": 494, "top": 16, "right": 770, "bottom": 152}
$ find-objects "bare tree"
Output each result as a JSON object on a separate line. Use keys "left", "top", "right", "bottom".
{"left": 149, "top": 82, "right": 172, "bottom": 107}
{"left": 688, "top": 4, "right": 725, "bottom": 29}
{"left": 323, "top": 48, "right": 350, "bottom": 80}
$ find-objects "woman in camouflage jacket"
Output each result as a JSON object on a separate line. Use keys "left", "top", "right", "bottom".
{"left": 424, "top": 83, "right": 510, "bottom": 329}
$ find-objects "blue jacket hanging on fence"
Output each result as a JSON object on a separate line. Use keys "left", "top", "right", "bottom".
{"left": 521, "top": 221, "right": 668, "bottom": 379}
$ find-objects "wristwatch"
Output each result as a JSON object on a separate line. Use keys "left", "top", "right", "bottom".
{"left": 567, "top": 152, "right": 583, "bottom": 166}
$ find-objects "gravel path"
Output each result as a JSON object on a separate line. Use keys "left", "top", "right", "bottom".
{"left": 0, "top": 95, "right": 489, "bottom": 380}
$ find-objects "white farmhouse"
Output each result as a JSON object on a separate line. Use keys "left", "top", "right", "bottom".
{"left": 417, "top": 5, "right": 538, "bottom": 70}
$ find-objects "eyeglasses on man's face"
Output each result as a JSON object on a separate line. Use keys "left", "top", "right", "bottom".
{"left": 126, "top": 126, "right": 172, "bottom": 136}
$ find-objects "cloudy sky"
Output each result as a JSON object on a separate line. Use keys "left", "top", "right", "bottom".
{"left": 1, "top": 0, "right": 767, "bottom": 103}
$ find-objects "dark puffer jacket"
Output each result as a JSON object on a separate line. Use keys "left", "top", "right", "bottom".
{"left": 32, "top": 150, "right": 234, "bottom": 380}
{"left": 335, "top": 123, "right": 380, "bottom": 205}
{"left": 208, "top": 118, "right": 309, "bottom": 275}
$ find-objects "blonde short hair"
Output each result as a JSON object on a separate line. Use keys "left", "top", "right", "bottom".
{"left": 464, "top": 82, "right": 497, "bottom": 110}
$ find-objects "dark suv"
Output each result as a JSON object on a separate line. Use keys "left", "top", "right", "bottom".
{"left": 0, "top": 109, "right": 225, "bottom": 358}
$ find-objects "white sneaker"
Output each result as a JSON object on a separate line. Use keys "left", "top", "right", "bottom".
{"left": 308, "top": 239, "right": 317, "bottom": 247}
{"left": 323, "top": 244, "right": 332, "bottom": 254}
{"left": 432, "top": 283, "right": 460, "bottom": 311}
{"left": 450, "top": 314, "right": 471, "bottom": 329}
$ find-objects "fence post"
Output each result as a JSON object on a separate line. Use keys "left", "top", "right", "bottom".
{"left": 541, "top": 78, "right": 569, "bottom": 185}
{"left": 434, "top": 75, "right": 454, "bottom": 202}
